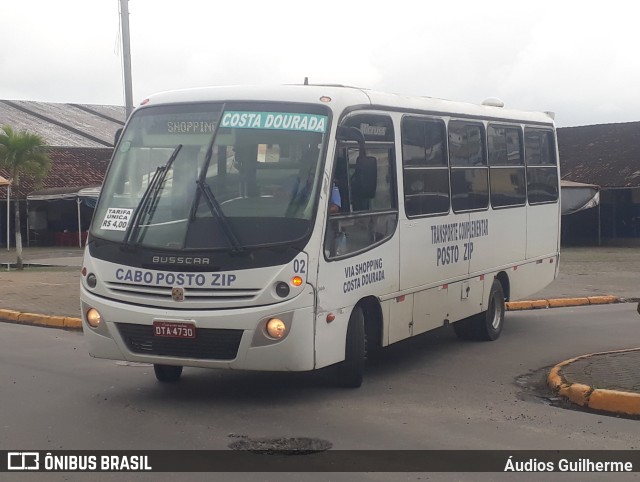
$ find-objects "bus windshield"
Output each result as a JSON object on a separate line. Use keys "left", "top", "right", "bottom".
{"left": 92, "top": 102, "right": 330, "bottom": 250}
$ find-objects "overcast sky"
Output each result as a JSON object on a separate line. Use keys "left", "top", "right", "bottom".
{"left": 1, "top": 0, "right": 638, "bottom": 127}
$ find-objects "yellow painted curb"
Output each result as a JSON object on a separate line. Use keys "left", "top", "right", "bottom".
{"left": 548, "top": 297, "right": 590, "bottom": 308}
{"left": 588, "top": 389, "right": 640, "bottom": 416}
{"left": 547, "top": 366, "right": 565, "bottom": 390}
{"left": 547, "top": 356, "right": 581, "bottom": 390}
{"left": 17, "top": 312, "right": 46, "bottom": 324}
{"left": 506, "top": 296, "right": 620, "bottom": 311}
{"left": 64, "top": 317, "right": 82, "bottom": 329}
{"left": 505, "top": 301, "right": 531, "bottom": 311}
{"left": 549, "top": 349, "right": 640, "bottom": 416}
{"left": 506, "top": 300, "right": 552, "bottom": 310}
{"left": 0, "top": 309, "right": 82, "bottom": 331}
{"left": 588, "top": 295, "right": 619, "bottom": 305}
{"left": 0, "top": 309, "right": 22, "bottom": 321}
{"left": 559, "top": 383, "right": 591, "bottom": 406}
{"left": 45, "top": 316, "right": 66, "bottom": 328}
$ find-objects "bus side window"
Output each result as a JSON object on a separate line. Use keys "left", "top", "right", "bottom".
{"left": 324, "top": 112, "right": 397, "bottom": 259}
{"left": 325, "top": 149, "right": 397, "bottom": 258}
{"left": 401, "top": 117, "right": 450, "bottom": 217}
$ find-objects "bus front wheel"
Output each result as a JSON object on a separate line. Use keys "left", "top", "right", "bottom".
{"left": 335, "top": 306, "right": 366, "bottom": 388}
{"left": 153, "top": 364, "right": 183, "bottom": 383}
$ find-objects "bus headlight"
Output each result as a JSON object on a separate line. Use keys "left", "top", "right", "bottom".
{"left": 266, "top": 318, "right": 286, "bottom": 339}
{"left": 86, "top": 308, "right": 102, "bottom": 328}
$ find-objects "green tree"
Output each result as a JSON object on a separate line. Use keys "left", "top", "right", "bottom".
{"left": 0, "top": 125, "right": 51, "bottom": 270}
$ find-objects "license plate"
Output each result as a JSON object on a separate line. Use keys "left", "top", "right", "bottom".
{"left": 153, "top": 321, "right": 196, "bottom": 339}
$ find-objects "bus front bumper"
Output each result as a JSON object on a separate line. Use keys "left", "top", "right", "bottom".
{"left": 81, "top": 287, "right": 316, "bottom": 372}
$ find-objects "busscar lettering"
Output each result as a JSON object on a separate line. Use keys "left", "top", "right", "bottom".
{"left": 152, "top": 256, "right": 210, "bottom": 265}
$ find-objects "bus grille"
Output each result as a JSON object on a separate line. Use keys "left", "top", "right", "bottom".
{"left": 105, "top": 282, "right": 260, "bottom": 302}
{"left": 116, "top": 323, "right": 243, "bottom": 360}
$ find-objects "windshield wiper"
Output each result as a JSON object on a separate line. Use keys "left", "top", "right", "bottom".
{"left": 183, "top": 104, "right": 245, "bottom": 253}
{"left": 196, "top": 179, "right": 244, "bottom": 252}
{"left": 122, "top": 144, "right": 183, "bottom": 247}
{"left": 188, "top": 103, "right": 226, "bottom": 223}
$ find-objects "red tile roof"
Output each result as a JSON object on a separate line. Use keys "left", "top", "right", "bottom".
{"left": 558, "top": 122, "right": 640, "bottom": 188}
{"left": 0, "top": 147, "right": 112, "bottom": 199}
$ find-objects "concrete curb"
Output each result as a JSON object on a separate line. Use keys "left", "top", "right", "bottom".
{"left": 506, "top": 295, "right": 619, "bottom": 311}
{"left": 0, "top": 309, "right": 82, "bottom": 331}
{"left": 547, "top": 348, "right": 640, "bottom": 416}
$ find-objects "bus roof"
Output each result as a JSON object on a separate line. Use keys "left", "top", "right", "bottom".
{"left": 142, "top": 84, "right": 555, "bottom": 125}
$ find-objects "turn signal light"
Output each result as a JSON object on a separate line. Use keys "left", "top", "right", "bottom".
{"left": 291, "top": 276, "right": 303, "bottom": 287}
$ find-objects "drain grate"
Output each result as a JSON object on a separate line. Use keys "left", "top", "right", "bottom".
{"left": 228, "top": 436, "right": 332, "bottom": 455}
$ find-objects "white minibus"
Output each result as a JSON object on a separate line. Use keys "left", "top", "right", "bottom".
{"left": 81, "top": 85, "right": 560, "bottom": 387}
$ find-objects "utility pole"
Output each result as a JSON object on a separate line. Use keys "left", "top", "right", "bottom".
{"left": 120, "top": 0, "right": 134, "bottom": 118}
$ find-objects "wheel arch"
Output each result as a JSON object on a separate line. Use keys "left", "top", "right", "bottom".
{"left": 357, "top": 295, "right": 384, "bottom": 350}
{"left": 495, "top": 271, "right": 510, "bottom": 301}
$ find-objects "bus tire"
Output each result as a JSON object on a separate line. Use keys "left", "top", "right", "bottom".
{"left": 335, "top": 306, "right": 365, "bottom": 388}
{"left": 153, "top": 364, "right": 183, "bottom": 383}
{"left": 453, "top": 279, "right": 505, "bottom": 341}
{"left": 474, "top": 279, "right": 505, "bottom": 341}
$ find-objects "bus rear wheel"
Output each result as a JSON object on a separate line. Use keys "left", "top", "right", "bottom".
{"left": 453, "top": 279, "right": 505, "bottom": 341}
{"left": 153, "top": 364, "right": 183, "bottom": 383}
{"left": 335, "top": 306, "right": 366, "bottom": 388}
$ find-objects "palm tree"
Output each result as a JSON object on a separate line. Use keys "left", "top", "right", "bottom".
{"left": 0, "top": 125, "right": 51, "bottom": 270}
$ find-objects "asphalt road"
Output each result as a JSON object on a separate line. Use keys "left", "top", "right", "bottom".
{"left": 2, "top": 303, "right": 639, "bottom": 481}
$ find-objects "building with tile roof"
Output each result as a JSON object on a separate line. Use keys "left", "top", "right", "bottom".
{"left": 0, "top": 100, "right": 123, "bottom": 246}
{"left": 558, "top": 121, "right": 640, "bottom": 244}
{"left": 558, "top": 121, "right": 640, "bottom": 188}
